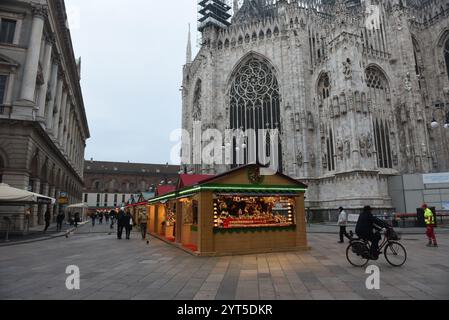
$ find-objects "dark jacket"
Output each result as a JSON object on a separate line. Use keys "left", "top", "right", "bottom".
{"left": 109, "top": 210, "right": 116, "bottom": 218}
{"left": 56, "top": 213, "right": 65, "bottom": 223}
{"left": 117, "top": 210, "right": 127, "bottom": 226}
{"left": 124, "top": 213, "right": 133, "bottom": 229}
{"left": 44, "top": 211, "right": 51, "bottom": 222}
{"left": 356, "top": 208, "right": 388, "bottom": 238}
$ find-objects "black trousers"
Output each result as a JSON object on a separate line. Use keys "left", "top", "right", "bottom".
{"left": 339, "top": 226, "right": 350, "bottom": 242}
{"left": 125, "top": 227, "right": 132, "bottom": 239}
{"left": 140, "top": 223, "right": 147, "bottom": 239}
{"left": 44, "top": 220, "right": 51, "bottom": 231}
{"left": 56, "top": 221, "right": 63, "bottom": 232}
{"left": 117, "top": 225, "right": 124, "bottom": 239}
{"left": 364, "top": 232, "right": 382, "bottom": 256}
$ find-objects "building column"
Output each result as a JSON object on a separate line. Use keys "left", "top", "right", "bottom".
{"left": 58, "top": 92, "right": 68, "bottom": 146}
{"left": 62, "top": 103, "right": 71, "bottom": 150}
{"left": 36, "top": 35, "right": 54, "bottom": 122}
{"left": 19, "top": 5, "right": 47, "bottom": 103}
{"left": 45, "top": 57, "right": 59, "bottom": 130}
{"left": 52, "top": 74, "right": 64, "bottom": 139}
{"left": 32, "top": 178, "right": 41, "bottom": 226}
{"left": 40, "top": 182, "right": 49, "bottom": 224}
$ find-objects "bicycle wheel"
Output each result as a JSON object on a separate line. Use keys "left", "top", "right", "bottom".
{"left": 346, "top": 241, "right": 370, "bottom": 267}
{"left": 384, "top": 242, "right": 407, "bottom": 267}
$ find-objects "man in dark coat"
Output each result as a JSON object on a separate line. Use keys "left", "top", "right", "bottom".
{"left": 56, "top": 211, "right": 65, "bottom": 232}
{"left": 117, "top": 208, "right": 127, "bottom": 239}
{"left": 124, "top": 210, "right": 134, "bottom": 240}
{"left": 43, "top": 210, "right": 51, "bottom": 233}
{"left": 356, "top": 206, "right": 389, "bottom": 259}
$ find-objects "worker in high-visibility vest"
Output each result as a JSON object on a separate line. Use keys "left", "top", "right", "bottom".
{"left": 422, "top": 204, "right": 438, "bottom": 247}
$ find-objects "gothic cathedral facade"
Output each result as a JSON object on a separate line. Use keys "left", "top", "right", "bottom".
{"left": 181, "top": 0, "right": 449, "bottom": 213}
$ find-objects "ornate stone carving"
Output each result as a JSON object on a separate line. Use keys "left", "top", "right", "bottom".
{"left": 342, "top": 58, "right": 353, "bottom": 80}
{"left": 297, "top": 152, "right": 304, "bottom": 168}
{"left": 310, "top": 153, "right": 316, "bottom": 168}
{"left": 31, "top": 4, "right": 48, "bottom": 19}
{"left": 404, "top": 72, "right": 412, "bottom": 92}
{"left": 344, "top": 139, "right": 351, "bottom": 159}
{"left": 337, "top": 139, "right": 344, "bottom": 160}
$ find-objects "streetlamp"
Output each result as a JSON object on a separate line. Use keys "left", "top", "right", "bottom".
{"left": 430, "top": 101, "right": 449, "bottom": 129}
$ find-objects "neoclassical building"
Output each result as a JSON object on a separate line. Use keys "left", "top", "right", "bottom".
{"left": 181, "top": 0, "right": 449, "bottom": 214}
{"left": 0, "top": 0, "right": 89, "bottom": 232}
{"left": 82, "top": 160, "right": 179, "bottom": 210}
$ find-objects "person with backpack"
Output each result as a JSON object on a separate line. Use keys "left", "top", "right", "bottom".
{"left": 124, "top": 209, "right": 134, "bottom": 240}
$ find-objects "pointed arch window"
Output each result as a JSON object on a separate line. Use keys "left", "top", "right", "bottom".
{"left": 365, "top": 67, "right": 387, "bottom": 91}
{"left": 318, "top": 73, "right": 331, "bottom": 100}
{"left": 229, "top": 56, "right": 282, "bottom": 172}
{"left": 445, "top": 38, "right": 449, "bottom": 81}
{"left": 373, "top": 119, "right": 393, "bottom": 169}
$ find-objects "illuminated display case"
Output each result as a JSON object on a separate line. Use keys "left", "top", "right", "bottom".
{"left": 213, "top": 195, "right": 295, "bottom": 229}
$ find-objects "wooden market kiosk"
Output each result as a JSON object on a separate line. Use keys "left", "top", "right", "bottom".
{"left": 147, "top": 164, "right": 309, "bottom": 256}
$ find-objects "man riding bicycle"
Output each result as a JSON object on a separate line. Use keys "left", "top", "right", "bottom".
{"left": 355, "top": 206, "right": 390, "bottom": 260}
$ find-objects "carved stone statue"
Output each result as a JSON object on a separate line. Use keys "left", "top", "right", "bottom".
{"left": 297, "top": 152, "right": 304, "bottom": 168}
{"left": 359, "top": 135, "right": 366, "bottom": 158}
{"left": 342, "top": 58, "right": 353, "bottom": 80}
{"left": 344, "top": 140, "right": 351, "bottom": 159}
{"left": 322, "top": 152, "right": 328, "bottom": 169}
{"left": 310, "top": 153, "right": 316, "bottom": 168}
{"left": 366, "top": 134, "right": 373, "bottom": 158}
{"left": 337, "top": 140, "right": 344, "bottom": 160}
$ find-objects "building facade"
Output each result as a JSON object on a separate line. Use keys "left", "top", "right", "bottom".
{"left": 82, "top": 161, "right": 179, "bottom": 210}
{"left": 0, "top": 0, "right": 89, "bottom": 232}
{"left": 182, "top": 0, "right": 449, "bottom": 215}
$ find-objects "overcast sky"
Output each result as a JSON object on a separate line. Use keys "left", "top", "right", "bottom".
{"left": 66, "top": 0, "right": 199, "bottom": 165}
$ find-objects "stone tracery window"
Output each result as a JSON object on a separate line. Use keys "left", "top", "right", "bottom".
{"left": 229, "top": 56, "right": 282, "bottom": 172}
{"left": 445, "top": 38, "right": 449, "bottom": 81}
{"left": 365, "top": 66, "right": 387, "bottom": 91}
{"left": 318, "top": 72, "right": 331, "bottom": 100}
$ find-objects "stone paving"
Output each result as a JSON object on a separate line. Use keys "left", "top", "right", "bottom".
{"left": 0, "top": 223, "right": 448, "bottom": 300}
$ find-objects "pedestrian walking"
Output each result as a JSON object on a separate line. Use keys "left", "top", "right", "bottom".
{"left": 99, "top": 212, "right": 103, "bottom": 224}
{"left": 124, "top": 209, "right": 134, "bottom": 240}
{"left": 109, "top": 209, "right": 116, "bottom": 229}
{"left": 422, "top": 204, "right": 438, "bottom": 247}
{"left": 43, "top": 210, "right": 51, "bottom": 233}
{"left": 337, "top": 207, "right": 350, "bottom": 243}
{"left": 117, "top": 207, "right": 126, "bottom": 239}
{"left": 105, "top": 212, "right": 110, "bottom": 224}
{"left": 56, "top": 211, "right": 65, "bottom": 232}
{"left": 139, "top": 210, "right": 148, "bottom": 240}
{"left": 74, "top": 212, "right": 80, "bottom": 228}
{"left": 91, "top": 212, "right": 96, "bottom": 226}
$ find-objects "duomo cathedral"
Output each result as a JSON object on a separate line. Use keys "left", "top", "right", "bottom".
{"left": 181, "top": 0, "right": 449, "bottom": 213}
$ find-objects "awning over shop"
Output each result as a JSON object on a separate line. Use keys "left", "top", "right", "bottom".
{"left": 67, "top": 203, "right": 88, "bottom": 208}
{"left": 0, "top": 183, "right": 56, "bottom": 205}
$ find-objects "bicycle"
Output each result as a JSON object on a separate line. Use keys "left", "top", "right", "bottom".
{"left": 346, "top": 228, "right": 407, "bottom": 267}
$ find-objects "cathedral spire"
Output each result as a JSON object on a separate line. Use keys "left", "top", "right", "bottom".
{"left": 186, "top": 24, "right": 192, "bottom": 64}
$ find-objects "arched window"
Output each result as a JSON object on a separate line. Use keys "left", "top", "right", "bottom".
{"left": 193, "top": 79, "right": 202, "bottom": 121}
{"left": 373, "top": 119, "right": 393, "bottom": 169}
{"left": 365, "top": 66, "right": 387, "bottom": 91}
{"left": 229, "top": 56, "right": 282, "bottom": 172}
{"left": 445, "top": 38, "right": 449, "bottom": 81}
{"left": 318, "top": 73, "right": 331, "bottom": 100}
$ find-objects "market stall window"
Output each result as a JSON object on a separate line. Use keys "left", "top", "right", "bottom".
{"left": 213, "top": 195, "right": 295, "bottom": 229}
